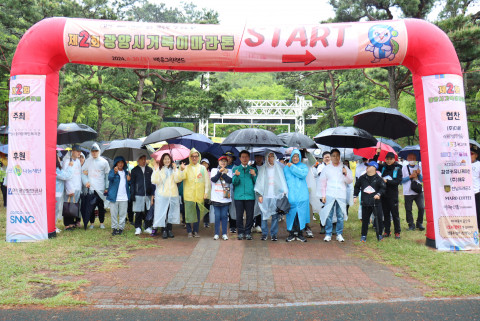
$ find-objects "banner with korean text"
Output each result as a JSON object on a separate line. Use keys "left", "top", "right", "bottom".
{"left": 6, "top": 75, "right": 47, "bottom": 242}
{"left": 423, "top": 74, "right": 479, "bottom": 250}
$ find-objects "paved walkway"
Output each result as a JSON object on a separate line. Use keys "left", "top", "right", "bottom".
{"left": 78, "top": 223, "right": 429, "bottom": 307}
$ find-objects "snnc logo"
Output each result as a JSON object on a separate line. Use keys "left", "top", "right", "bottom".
{"left": 13, "top": 165, "right": 22, "bottom": 176}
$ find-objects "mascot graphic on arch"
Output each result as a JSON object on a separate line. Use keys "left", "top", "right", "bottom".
{"left": 365, "top": 25, "right": 399, "bottom": 63}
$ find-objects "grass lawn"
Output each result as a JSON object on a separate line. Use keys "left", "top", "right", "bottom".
{"left": 0, "top": 193, "right": 479, "bottom": 307}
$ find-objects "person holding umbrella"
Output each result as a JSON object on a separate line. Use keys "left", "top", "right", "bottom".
{"left": 131, "top": 155, "right": 154, "bottom": 235}
{"left": 62, "top": 145, "right": 83, "bottom": 229}
{"left": 151, "top": 153, "right": 182, "bottom": 238}
{"left": 232, "top": 150, "right": 258, "bottom": 240}
{"left": 373, "top": 150, "right": 403, "bottom": 239}
{"left": 107, "top": 156, "right": 131, "bottom": 235}
{"left": 284, "top": 149, "right": 309, "bottom": 242}
{"left": 82, "top": 143, "right": 110, "bottom": 229}
{"left": 178, "top": 148, "right": 211, "bottom": 238}
{"left": 318, "top": 149, "right": 353, "bottom": 242}
{"left": 401, "top": 153, "right": 425, "bottom": 231}
{"left": 354, "top": 161, "right": 386, "bottom": 242}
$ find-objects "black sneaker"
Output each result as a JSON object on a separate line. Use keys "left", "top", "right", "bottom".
{"left": 112, "top": 229, "right": 117, "bottom": 236}
{"left": 271, "top": 235, "right": 278, "bottom": 241}
{"left": 167, "top": 230, "right": 175, "bottom": 238}
{"left": 204, "top": 223, "right": 210, "bottom": 228}
{"left": 416, "top": 223, "right": 425, "bottom": 231}
{"left": 117, "top": 229, "right": 123, "bottom": 235}
{"left": 162, "top": 229, "right": 168, "bottom": 239}
{"left": 296, "top": 233, "right": 307, "bottom": 242}
{"left": 286, "top": 234, "right": 295, "bottom": 242}
{"left": 408, "top": 224, "right": 416, "bottom": 231}
{"left": 237, "top": 233, "right": 244, "bottom": 240}
{"left": 230, "top": 228, "right": 237, "bottom": 234}
{"left": 261, "top": 235, "right": 267, "bottom": 241}
{"left": 305, "top": 228, "right": 314, "bottom": 238}
{"left": 245, "top": 234, "right": 253, "bottom": 240}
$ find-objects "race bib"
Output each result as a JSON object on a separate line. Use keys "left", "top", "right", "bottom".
{"left": 363, "top": 186, "right": 375, "bottom": 194}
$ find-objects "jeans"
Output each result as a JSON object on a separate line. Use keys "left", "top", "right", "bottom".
{"left": 235, "top": 199, "right": 255, "bottom": 235}
{"left": 261, "top": 214, "right": 279, "bottom": 237}
{"left": 186, "top": 204, "right": 200, "bottom": 234}
{"left": 325, "top": 200, "right": 344, "bottom": 236}
{"left": 214, "top": 204, "right": 229, "bottom": 236}
{"left": 404, "top": 193, "right": 425, "bottom": 226}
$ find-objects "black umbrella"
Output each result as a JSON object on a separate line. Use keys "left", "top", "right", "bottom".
{"left": 353, "top": 107, "right": 417, "bottom": 139}
{"left": 80, "top": 191, "right": 98, "bottom": 230}
{"left": 102, "top": 139, "right": 151, "bottom": 161}
{"left": 222, "top": 128, "right": 284, "bottom": 147}
{"left": 0, "top": 125, "right": 8, "bottom": 136}
{"left": 278, "top": 132, "right": 317, "bottom": 148}
{"left": 57, "top": 123, "right": 98, "bottom": 145}
{"left": 314, "top": 126, "right": 377, "bottom": 149}
{"left": 142, "top": 127, "right": 194, "bottom": 146}
{"left": 201, "top": 152, "right": 219, "bottom": 169}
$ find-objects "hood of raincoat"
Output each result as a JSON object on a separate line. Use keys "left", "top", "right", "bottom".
{"left": 255, "top": 151, "right": 288, "bottom": 197}
{"left": 189, "top": 148, "right": 201, "bottom": 165}
{"left": 265, "top": 151, "right": 277, "bottom": 168}
{"left": 289, "top": 149, "right": 302, "bottom": 164}
{"left": 113, "top": 156, "right": 127, "bottom": 170}
{"left": 91, "top": 142, "right": 101, "bottom": 153}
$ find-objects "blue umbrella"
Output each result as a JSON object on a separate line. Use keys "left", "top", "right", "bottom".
{"left": 398, "top": 145, "right": 421, "bottom": 161}
{"left": 377, "top": 137, "right": 402, "bottom": 152}
{"left": 168, "top": 133, "right": 213, "bottom": 153}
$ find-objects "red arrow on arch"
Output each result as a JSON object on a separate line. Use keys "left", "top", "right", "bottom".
{"left": 282, "top": 50, "right": 316, "bottom": 65}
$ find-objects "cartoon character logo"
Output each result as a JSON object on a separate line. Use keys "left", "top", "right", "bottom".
{"left": 365, "top": 25, "right": 399, "bottom": 63}
{"left": 14, "top": 165, "right": 22, "bottom": 176}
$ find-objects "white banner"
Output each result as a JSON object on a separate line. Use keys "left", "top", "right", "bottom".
{"left": 422, "top": 74, "right": 479, "bottom": 250}
{"left": 6, "top": 75, "right": 47, "bottom": 242}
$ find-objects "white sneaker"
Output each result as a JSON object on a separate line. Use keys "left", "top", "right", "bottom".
{"left": 324, "top": 235, "right": 332, "bottom": 242}
{"left": 213, "top": 234, "right": 219, "bottom": 240}
{"left": 55, "top": 227, "right": 61, "bottom": 233}
{"left": 144, "top": 227, "right": 152, "bottom": 234}
{"left": 100, "top": 224, "right": 105, "bottom": 229}
{"left": 222, "top": 234, "right": 228, "bottom": 240}
{"left": 135, "top": 227, "right": 141, "bottom": 235}
{"left": 89, "top": 224, "right": 94, "bottom": 229}
{"left": 255, "top": 226, "right": 262, "bottom": 233}
{"left": 336, "top": 234, "right": 345, "bottom": 242}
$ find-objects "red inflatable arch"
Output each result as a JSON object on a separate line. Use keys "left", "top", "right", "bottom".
{"left": 7, "top": 18, "right": 479, "bottom": 250}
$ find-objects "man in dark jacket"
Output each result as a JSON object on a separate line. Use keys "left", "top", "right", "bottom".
{"left": 354, "top": 161, "right": 386, "bottom": 242}
{"left": 373, "top": 151, "right": 403, "bottom": 239}
{"left": 130, "top": 155, "right": 154, "bottom": 235}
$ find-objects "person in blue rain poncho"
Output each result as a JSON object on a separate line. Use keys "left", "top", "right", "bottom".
{"left": 283, "top": 149, "right": 310, "bottom": 242}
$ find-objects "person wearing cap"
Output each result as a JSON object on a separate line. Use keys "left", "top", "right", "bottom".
{"left": 81, "top": 143, "right": 110, "bottom": 229}
{"left": 471, "top": 144, "right": 480, "bottom": 230}
{"left": 130, "top": 155, "right": 154, "bottom": 235}
{"left": 373, "top": 150, "right": 403, "bottom": 239}
{"left": 232, "top": 150, "right": 258, "bottom": 240}
{"left": 62, "top": 145, "right": 84, "bottom": 228}
{"left": 401, "top": 153, "right": 425, "bottom": 231}
{"left": 354, "top": 161, "right": 386, "bottom": 242}
{"left": 200, "top": 158, "right": 211, "bottom": 228}
{"left": 224, "top": 151, "right": 237, "bottom": 233}
{"left": 318, "top": 149, "right": 353, "bottom": 242}
{"left": 210, "top": 156, "right": 233, "bottom": 240}
{"left": 255, "top": 151, "right": 288, "bottom": 241}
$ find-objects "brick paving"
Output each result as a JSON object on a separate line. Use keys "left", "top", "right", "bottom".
{"left": 79, "top": 223, "right": 430, "bottom": 306}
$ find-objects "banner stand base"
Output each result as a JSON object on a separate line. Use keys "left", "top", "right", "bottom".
{"left": 425, "top": 237, "right": 436, "bottom": 248}
{"left": 48, "top": 231, "right": 57, "bottom": 239}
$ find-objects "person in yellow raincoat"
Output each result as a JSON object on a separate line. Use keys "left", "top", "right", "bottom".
{"left": 178, "top": 148, "right": 211, "bottom": 237}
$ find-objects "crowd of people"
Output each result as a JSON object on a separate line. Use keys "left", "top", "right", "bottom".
{"left": 52, "top": 141, "right": 480, "bottom": 243}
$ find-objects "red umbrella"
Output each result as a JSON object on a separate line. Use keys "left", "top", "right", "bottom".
{"left": 151, "top": 144, "right": 190, "bottom": 162}
{"left": 353, "top": 142, "right": 398, "bottom": 162}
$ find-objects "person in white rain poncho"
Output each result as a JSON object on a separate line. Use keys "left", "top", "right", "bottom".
{"left": 319, "top": 149, "right": 353, "bottom": 243}
{"left": 151, "top": 153, "right": 182, "bottom": 239}
{"left": 254, "top": 151, "right": 288, "bottom": 241}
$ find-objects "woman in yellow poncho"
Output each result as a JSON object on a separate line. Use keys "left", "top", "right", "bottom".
{"left": 178, "top": 148, "right": 211, "bottom": 237}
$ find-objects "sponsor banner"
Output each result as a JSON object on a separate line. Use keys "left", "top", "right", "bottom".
{"left": 6, "top": 75, "right": 47, "bottom": 242}
{"left": 422, "top": 74, "right": 479, "bottom": 250}
{"left": 64, "top": 19, "right": 407, "bottom": 70}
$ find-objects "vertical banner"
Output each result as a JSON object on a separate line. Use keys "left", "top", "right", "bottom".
{"left": 6, "top": 75, "right": 47, "bottom": 242}
{"left": 423, "top": 74, "right": 479, "bottom": 250}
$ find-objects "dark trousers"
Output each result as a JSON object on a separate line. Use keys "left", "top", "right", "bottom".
{"left": 1, "top": 184, "right": 6, "bottom": 207}
{"left": 404, "top": 193, "right": 425, "bottom": 226}
{"left": 361, "top": 205, "right": 383, "bottom": 238}
{"left": 254, "top": 214, "right": 261, "bottom": 227}
{"left": 135, "top": 202, "right": 152, "bottom": 230}
{"left": 89, "top": 191, "right": 106, "bottom": 224}
{"left": 127, "top": 199, "right": 134, "bottom": 223}
{"left": 382, "top": 196, "right": 401, "bottom": 234}
{"left": 235, "top": 199, "right": 255, "bottom": 235}
{"left": 475, "top": 192, "right": 480, "bottom": 230}
{"left": 291, "top": 213, "right": 301, "bottom": 234}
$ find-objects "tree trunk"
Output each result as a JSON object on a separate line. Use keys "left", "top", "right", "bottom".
{"left": 387, "top": 67, "right": 399, "bottom": 109}
{"left": 328, "top": 71, "right": 340, "bottom": 126}
{"left": 96, "top": 73, "right": 103, "bottom": 137}
{"left": 128, "top": 70, "right": 146, "bottom": 138}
